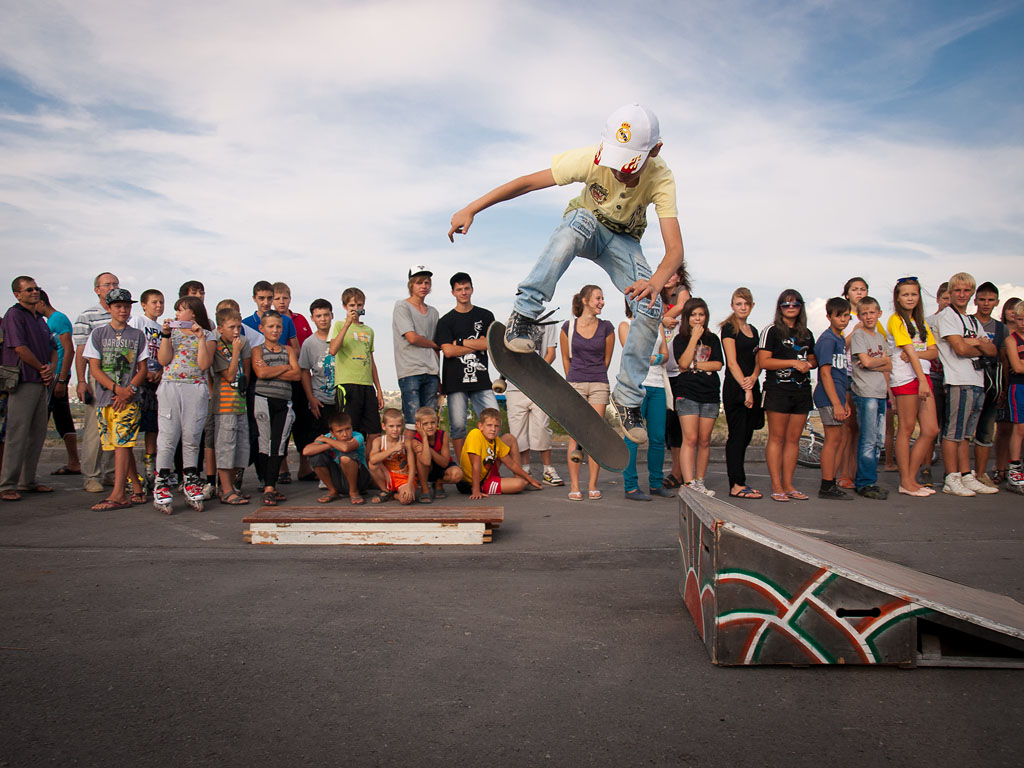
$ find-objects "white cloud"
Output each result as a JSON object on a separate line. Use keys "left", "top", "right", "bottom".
{"left": 0, "top": 0, "right": 1021, "bottom": 387}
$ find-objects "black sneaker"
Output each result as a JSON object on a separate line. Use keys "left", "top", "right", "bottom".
{"left": 856, "top": 485, "right": 889, "bottom": 500}
{"left": 818, "top": 484, "right": 850, "bottom": 500}
{"left": 504, "top": 311, "right": 539, "bottom": 353}
{"left": 610, "top": 394, "right": 648, "bottom": 444}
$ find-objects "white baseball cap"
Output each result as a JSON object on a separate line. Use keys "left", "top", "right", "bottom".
{"left": 408, "top": 264, "right": 433, "bottom": 279}
{"left": 594, "top": 103, "right": 661, "bottom": 175}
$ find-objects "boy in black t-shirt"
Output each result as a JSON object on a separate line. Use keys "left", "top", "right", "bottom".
{"left": 434, "top": 272, "right": 498, "bottom": 460}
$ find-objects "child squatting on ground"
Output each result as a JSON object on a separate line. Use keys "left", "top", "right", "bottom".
{"left": 302, "top": 411, "right": 372, "bottom": 505}
{"left": 448, "top": 104, "right": 685, "bottom": 445}
{"left": 411, "top": 406, "right": 463, "bottom": 503}
{"left": 368, "top": 408, "right": 418, "bottom": 505}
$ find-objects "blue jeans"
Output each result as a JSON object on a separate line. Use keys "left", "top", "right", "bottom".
{"left": 624, "top": 386, "right": 667, "bottom": 492}
{"left": 447, "top": 389, "right": 499, "bottom": 440}
{"left": 852, "top": 394, "right": 886, "bottom": 489}
{"left": 513, "top": 208, "right": 662, "bottom": 408}
{"left": 398, "top": 374, "right": 439, "bottom": 428}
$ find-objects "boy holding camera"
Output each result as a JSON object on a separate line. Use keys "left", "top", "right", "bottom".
{"left": 934, "top": 272, "right": 999, "bottom": 496}
{"left": 328, "top": 287, "right": 383, "bottom": 445}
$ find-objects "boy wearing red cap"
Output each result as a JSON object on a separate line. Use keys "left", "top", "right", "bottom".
{"left": 448, "top": 104, "right": 684, "bottom": 443}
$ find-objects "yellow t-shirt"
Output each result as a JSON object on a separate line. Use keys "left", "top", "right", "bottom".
{"left": 551, "top": 145, "right": 678, "bottom": 241}
{"left": 887, "top": 313, "right": 937, "bottom": 387}
{"left": 459, "top": 428, "right": 510, "bottom": 481}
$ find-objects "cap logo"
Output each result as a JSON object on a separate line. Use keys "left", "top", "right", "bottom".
{"left": 593, "top": 143, "right": 603, "bottom": 165}
{"left": 620, "top": 154, "right": 642, "bottom": 174}
{"left": 616, "top": 122, "right": 632, "bottom": 144}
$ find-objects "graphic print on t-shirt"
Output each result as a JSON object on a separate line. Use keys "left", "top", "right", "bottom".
{"left": 459, "top": 319, "right": 488, "bottom": 385}
{"left": 776, "top": 336, "right": 809, "bottom": 383}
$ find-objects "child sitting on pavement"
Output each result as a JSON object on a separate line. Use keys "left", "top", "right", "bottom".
{"left": 303, "top": 411, "right": 371, "bottom": 505}
{"left": 368, "top": 408, "right": 418, "bottom": 505}
{"left": 457, "top": 407, "right": 542, "bottom": 499}
{"left": 411, "top": 406, "right": 463, "bottom": 502}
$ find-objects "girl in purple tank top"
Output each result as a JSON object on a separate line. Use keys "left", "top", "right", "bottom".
{"left": 560, "top": 285, "right": 614, "bottom": 501}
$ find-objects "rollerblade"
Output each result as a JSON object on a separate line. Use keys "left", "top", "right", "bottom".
{"left": 1009, "top": 463, "right": 1024, "bottom": 496}
{"left": 153, "top": 473, "right": 173, "bottom": 515}
{"left": 184, "top": 470, "right": 205, "bottom": 511}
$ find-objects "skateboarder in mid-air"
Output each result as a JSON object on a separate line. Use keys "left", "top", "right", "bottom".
{"left": 448, "top": 104, "right": 684, "bottom": 444}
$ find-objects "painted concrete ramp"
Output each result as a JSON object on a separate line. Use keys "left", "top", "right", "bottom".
{"left": 677, "top": 487, "right": 1024, "bottom": 667}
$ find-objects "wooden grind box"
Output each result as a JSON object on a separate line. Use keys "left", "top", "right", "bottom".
{"left": 243, "top": 506, "right": 503, "bottom": 546}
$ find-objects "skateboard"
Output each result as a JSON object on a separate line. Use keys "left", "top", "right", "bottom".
{"left": 487, "top": 322, "right": 629, "bottom": 472}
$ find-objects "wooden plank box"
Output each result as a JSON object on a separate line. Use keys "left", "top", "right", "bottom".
{"left": 242, "top": 506, "right": 503, "bottom": 546}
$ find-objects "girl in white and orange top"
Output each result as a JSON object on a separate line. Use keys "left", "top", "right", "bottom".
{"left": 886, "top": 277, "right": 939, "bottom": 496}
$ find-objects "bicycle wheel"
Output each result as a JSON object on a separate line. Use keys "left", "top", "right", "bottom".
{"left": 797, "top": 432, "right": 823, "bottom": 468}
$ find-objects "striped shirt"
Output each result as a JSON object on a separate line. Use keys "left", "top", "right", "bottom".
{"left": 253, "top": 344, "right": 293, "bottom": 400}
{"left": 73, "top": 304, "right": 111, "bottom": 349}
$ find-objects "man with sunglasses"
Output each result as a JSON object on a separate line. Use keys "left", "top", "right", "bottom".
{"left": 933, "top": 272, "right": 999, "bottom": 497}
{"left": 0, "top": 276, "right": 57, "bottom": 501}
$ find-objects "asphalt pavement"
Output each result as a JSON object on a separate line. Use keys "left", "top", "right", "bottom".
{"left": 2, "top": 450, "right": 1022, "bottom": 767}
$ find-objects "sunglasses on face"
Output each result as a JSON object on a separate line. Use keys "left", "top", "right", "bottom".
{"left": 896, "top": 276, "right": 918, "bottom": 284}
{"left": 780, "top": 301, "right": 802, "bottom": 309}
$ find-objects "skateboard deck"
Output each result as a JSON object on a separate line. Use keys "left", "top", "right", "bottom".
{"left": 488, "top": 322, "right": 629, "bottom": 471}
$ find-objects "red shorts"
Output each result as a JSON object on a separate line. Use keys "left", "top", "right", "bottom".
{"left": 457, "top": 464, "right": 503, "bottom": 496}
{"left": 892, "top": 378, "right": 934, "bottom": 396}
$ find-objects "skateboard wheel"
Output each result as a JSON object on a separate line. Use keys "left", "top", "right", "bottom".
{"left": 492, "top": 377, "right": 507, "bottom": 394}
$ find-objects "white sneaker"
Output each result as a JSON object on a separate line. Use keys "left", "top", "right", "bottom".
{"left": 542, "top": 466, "right": 564, "bottom": 486}
{"left": 942, "top": 473, "right": 976, "bottom": 497}
{"left": 961, "top": 471, "right": 998, "bottom": 494}
{"left": 686, "top": 480, "right": 716, "bottom": 498}
{"left": 201, "top": 482, "right": 215, "bottom": 501}
{"left": 318, "top": 480, "right": 327, "bottom": 490}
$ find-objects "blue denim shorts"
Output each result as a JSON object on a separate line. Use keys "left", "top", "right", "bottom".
{"left": 674, "top": 396, "right": 719, "bottom": 419}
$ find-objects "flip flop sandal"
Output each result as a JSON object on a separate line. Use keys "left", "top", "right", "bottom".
{"left": 220, "top": 491, "right": 249, "bottom": 505}
{"left": 588, "top": 490, "right": 602, "bottom": 500}
{"left": 567, "top": 490, "right": 583, "bottom": 501}
{"left": 370, "top": 491, "right": 393, "bottom": 505}
{"left": 129, "top": 492, "right": 147, "bottom": 505}
{"left": 262, "top": 492, "right": 278, "bottom": 507}
{"left": 1, "top": 491, "right": 22, "bottom": 502}
{"left": 417, "top": 491, "right": 433, "bottom": 504}
{"left": 730, "top": 487, "right": 763, "bottom": 499}
{"left": 433, "top": 488, "right": 448, "bottom": 500}
{"left": 269, "top": 490, "right": 287, "bottom": 502}
{"left": 787, "top": 490, "right": 809, "bottom": 500}
{"left": 19, "top": 485, "right": 54, "bottom": 493}
{"left": 349, "top": 496, "right": 366, "bottom": 505}
{"left": 663, "top": 474, "right": 683, "bottom": 489}
{"left": 317, "top": 493, "right": 341, "bottom": 504}
{"left": 837, "top": 478, "right": 855, "bottom": 489}
{"left": 770, "top": 492, "right": 790, "bottom": 502}
{"left": 91, "top": 499, "right": 131, "bottom": 511}
{"left": 50, "top": 466, "right": 81, "bottom": 475}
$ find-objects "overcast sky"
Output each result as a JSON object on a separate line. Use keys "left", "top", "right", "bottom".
{"left": 2, "top": 0, "right": 1022, "bottom": 385}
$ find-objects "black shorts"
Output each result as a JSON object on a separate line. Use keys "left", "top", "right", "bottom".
{"left": 309, "top": 401, "right": 341, "bottom": 438}
{"left": 762, "top": 387, "right": 812, "bottom": 415}
{"left": 338, "top": 383, "right": 381, "bottom": 437}
{"left": 427, "top": 460, "right": 457, "bottom": 483}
